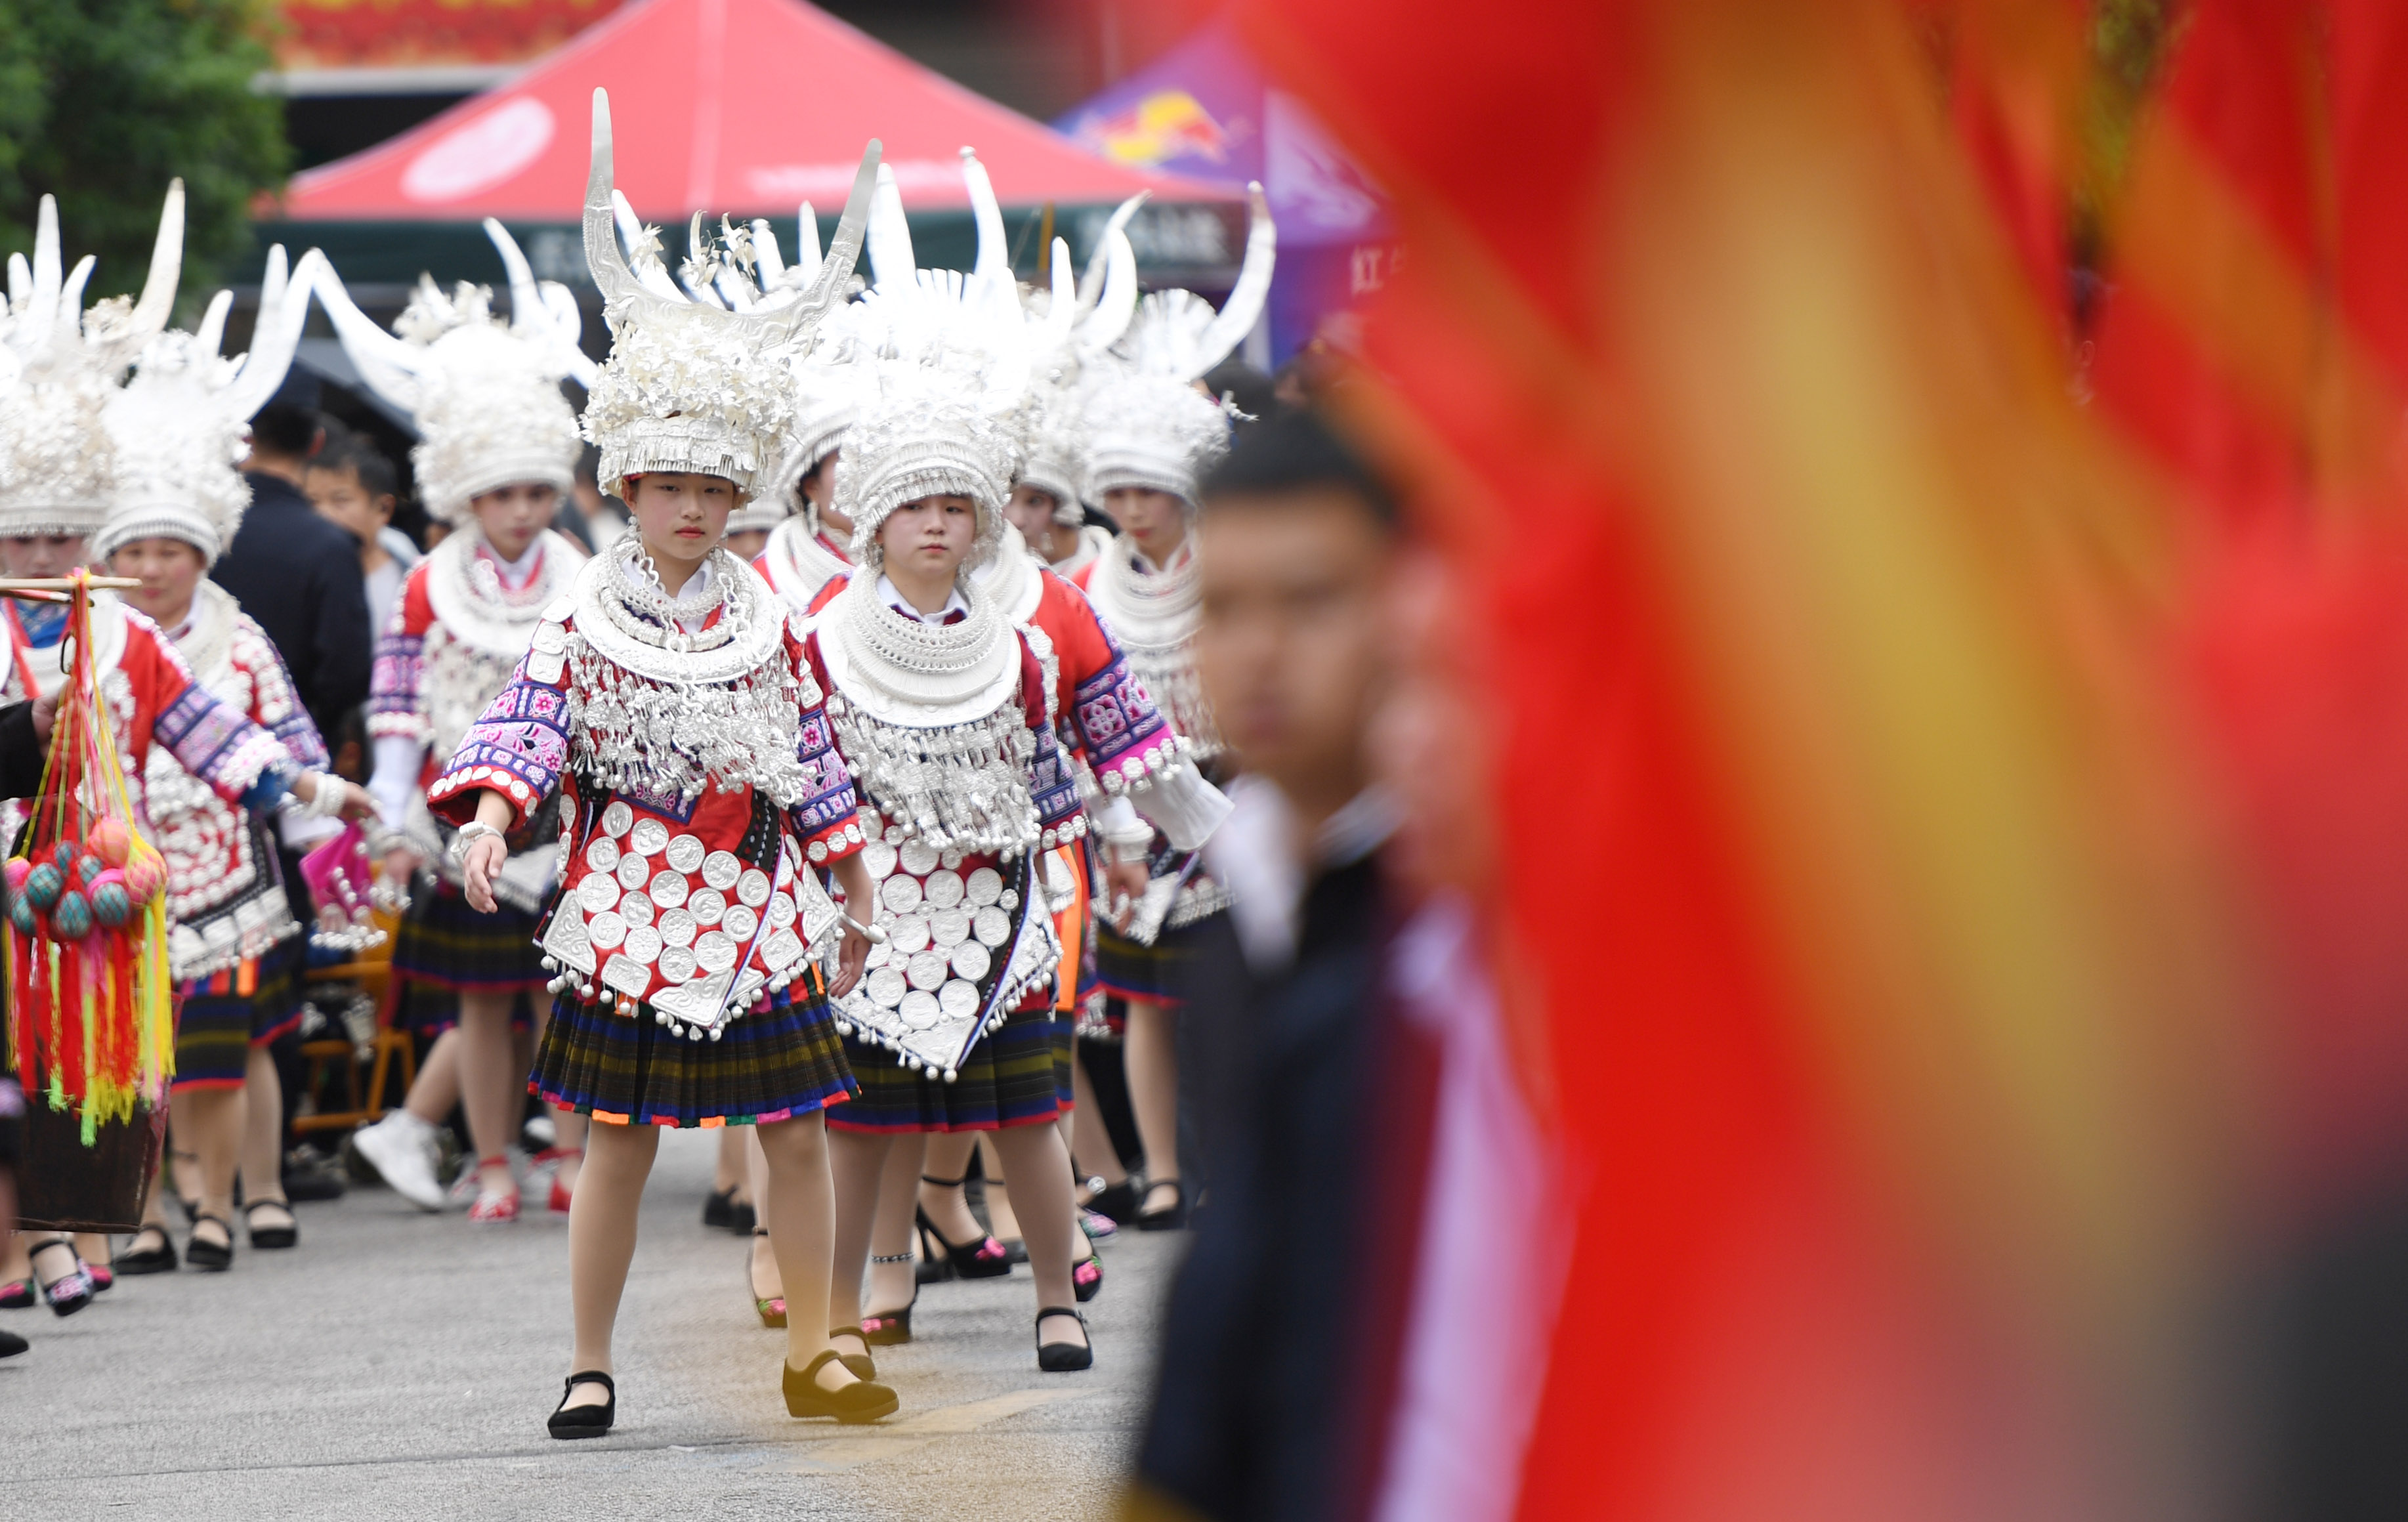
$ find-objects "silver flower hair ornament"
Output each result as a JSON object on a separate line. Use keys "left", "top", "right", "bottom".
{"left": 312, "top": 220, "right": 597, "bottom": 526}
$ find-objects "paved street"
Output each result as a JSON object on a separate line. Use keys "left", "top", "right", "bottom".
{"left": 8, "top": 1129, "right": 1175, "bottom": 1519}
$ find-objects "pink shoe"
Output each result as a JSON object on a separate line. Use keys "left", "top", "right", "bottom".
{"left": 467, "top": 1189, "right": 521, "bottom": 1224}
{"left": 534, "top": 1146, "right": 581, "bottom": 1215}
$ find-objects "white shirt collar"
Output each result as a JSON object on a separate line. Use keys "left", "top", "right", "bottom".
{"left": 876, "top": 574, "right": 968, "bottom": 623}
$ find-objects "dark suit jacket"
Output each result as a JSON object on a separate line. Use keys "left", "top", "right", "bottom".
{"left": 1137, "top": 849, "right": 1431, "bottom": 1522}
{"left": 213, "top": 471, "right": 373, "bottom": 738}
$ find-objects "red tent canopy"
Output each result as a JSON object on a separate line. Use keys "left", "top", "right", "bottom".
{"left": 280, "top": 0, "right": 1224, "bottom": 222}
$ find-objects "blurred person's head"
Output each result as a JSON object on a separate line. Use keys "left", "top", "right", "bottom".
{"left": 1201, "top": 357, "right": 1278, "bottom": 423}
{"left": 1004, "top": 483, "right": 1078, "bottom": 563}
{"left": 468, "top": 480, "right": 557, "bottom": 562}
{"left": 1105, "top": 486, "right": 1189, "bottom": 564}
{"left": 0, "top": 534, "right": 87, "bottom": 578}
{"left": 107, "top": 537, "right": 209, "bottom": 627}
{"left": 247, "top": 403, "right": 324, "bottom": 485}
{"left": 799, "top": 452, "right": 849, "bottom": 536}
{"left": 1194, "top": 411, "right": 1401, "bottom": 828}
{"left": 306, "top": 443, "right": 398, "bottom": 562}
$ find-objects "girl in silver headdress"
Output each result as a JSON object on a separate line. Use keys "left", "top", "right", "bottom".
{"left": 440, "top": 91, "right": 896, "bottom": 1436}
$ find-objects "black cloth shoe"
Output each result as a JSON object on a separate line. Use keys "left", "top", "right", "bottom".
{"left": 0, "top": 1327, "right": 26, "bottom": 1358}
{"left": 782, "top": 1350, "right": 898, "bottom": 1423}
{"left": 282, "top": 1148, "right": 347, "bottom": 1202}
{"left": 244, "top": 1198, "right": 299, "bottom": 1250}
{"left": 113, "top": 1227, "right": 178, "bottom": 1276}
{"left": 186, "top": 1215, "right": 234, "bottom": 1272}
{"left": 548, "top": 1371, "right": 616, "bottom": 1439}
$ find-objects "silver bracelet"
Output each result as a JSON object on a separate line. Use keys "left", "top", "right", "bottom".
{"left": 449, "top": 820, "right": 504, "bottom": 862}
{"left": 301, "top": 773, "right": 347, "bottom": 819}
{"left": 841, "top": 913, "right": 889, "bottom": 945}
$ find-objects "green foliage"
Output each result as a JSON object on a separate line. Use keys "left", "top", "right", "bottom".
{"left": 0, "top": 0, "right": 287, "bottom": 303}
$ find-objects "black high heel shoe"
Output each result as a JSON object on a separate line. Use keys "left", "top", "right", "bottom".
{"left": 29, "top": 1240, "right": 93, "bottom": 1317}
{"left": 548, "top": 1370, "right": 616, "bottom": 1438}
{"left": 914, "top": 1174, "right": 1012, "bottom": 1279}
{"left": 862, "top": 1252, "right": 918, "bottom": 1345}
{"left": 1084, "top": 1178, "right": 1141, "bottom": 1225}
{"left": 1035, "top": 1306, "right": 1093, "bottom": 1372}
{"left": 782, "top": 1349, "right": 898, "bottom": 1423}
{"left": 1072, "top": 1244, "right": 1105, "bottom": 1303}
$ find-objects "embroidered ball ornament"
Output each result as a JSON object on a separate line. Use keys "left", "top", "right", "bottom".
{"left": 89, "top": 818, "right": 131, "bottom": 867}
{"left": 88, "top": 870, "right": 130, "bottom": 929}
{"left": 6, "top": 896, "right": 35, "bottom": 936}
{"left": 4, "top": 856, "right": 29, "bottom": 897}
{"left": 23, "top": 861, "right": 64, "bottom": 912}
{"left": 49, "top": 839, "right": 77, "bottom": 874}
{"left": 51, "top": 888, "right": 93, "bottom": 940}
{"left": 74, "top": 854, "right": 106, "bottom": 891}
{"left": 122, "top": 847, "right": 166, "bottom": 906}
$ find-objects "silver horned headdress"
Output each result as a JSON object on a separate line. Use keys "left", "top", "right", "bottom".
{"left": 96, "top": 242, "right": 322, "bottom": 565}
{"left": 580, "top": 88, "right": 879, "bottom": 500}
{"left": 1081, "top": 184, "right": 1276, "bottom": 509}
{"left": 0, "top": 185, "right": 188, "bottom": 539}
{"left": 313, "top": 221, "right": 595, "bottom": 526}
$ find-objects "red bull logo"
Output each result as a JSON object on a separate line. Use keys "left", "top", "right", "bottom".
{"left": 1084, "top": 91, "right": 1229, "bottom": 168}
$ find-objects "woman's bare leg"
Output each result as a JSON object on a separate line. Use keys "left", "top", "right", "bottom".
{"left": 404, "top": 1027, "right": 463, "bottom": 1125}
{"left": 826, "top": 1128, "right": 891, "bottom": 1350}
{"left": 560, "top": 1120, "right": 658, "bottom": 1407}
{"left": 991, "top": 1124, "right": 1086, "bottom": 1353}
{"left": 1124, "top": 999, "right": 1181, "bottom": 1212}
{"left": 1068, "top": 1053, "right": 1128, "bottom": 1190}
{"left": 917, "top": 1131, "right": 983, "bottom": 1245}
{"left": 455, "top": 990, "right": 520, "bottom": 1198}
{"left": 239, "top": 1045, "right": 293, "bottom": 1233}
{"left": 173, "top": 1084, "right": 242, "bottom": 1250}
{"left": 746, "top": 1126, "right": 780, "bottom": 1303}
{"left": 757, "top": 1114, "right": 865, "bottom": 1392}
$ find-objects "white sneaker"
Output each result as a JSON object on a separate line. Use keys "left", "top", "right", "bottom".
{"left": 354, "top": 1112, "right": 445, "bottom": 1211}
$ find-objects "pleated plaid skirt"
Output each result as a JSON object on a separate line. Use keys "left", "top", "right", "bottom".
{"left": 392, "top": 883, "right": 549, "bottom": 994}
{"left": 530, "top": 983, "right": 857, "bottom": 1128}
{"left": 172, "top": 935, "right": 305, "bottom": 1090}
{"left": 828, "top": 1005, "right": 1068, "bottom": 1134}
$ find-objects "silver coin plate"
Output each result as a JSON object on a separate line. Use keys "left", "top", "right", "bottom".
{"left": 899, "top": 988, "right": 940, "bottom": 1029}
{"left": 601, "top": 801, "right": 634, "bottom": 837}
{"left": 937, "top": 979, "right": 979, "bottom": 1020}
{"left": 623, "top": 926, "right": 663, "bottom": 963}
{"left": 658, "top": 908, "right": 698, "bottom": 948}
{"left": 922, "top": 870, "right": 965, "bottom": 910}
{"left": 867, "top": 967, "right": 907, "bottom": 1009}
{"left": 583, "top": 837, "right": 620, "bottom": 872}
{"left": 906, "top": 949, "right": 948, "bottom": 990}
{"left": 665, "top": 834, "right": 706, "bottom": 873}
{"left": 586, "top": 910, "right": 627, "bottom": 950}
{"left": 972, "top": 907, "right": 1011, "bottom": 947}
{"left": 949, "top": 941, "right": 991, "bottom": 981}
{"left": 880, "top": 874, "right": 923, "bottom": 915}
{"left": 579, "top": 874, "right": 621, "bottom": 913}
{"left": 767, "top": 892, "right": 797, "bottom": 929}
{"left": 648, "top": 870, "right": 689, "bottom": 909}
{"left": 614, "top": 853, "right": 650, "bottom": 889}
{"left": 701, "top": 851, "right": 742, "bottom": 891}
{"left": 627, "top": 818, "right": 670, "bottom": 857}
{"left": 736, "top": 869, "right": 772, "bottom": 908}
{"left": 887, "top": 916, "right": 930, "bottom": 954}
{"left": 618, "top": 891, "right": 655, "bottom": 928}
{"left": 693, "top": 931, "right": 738, "bottom": 974}
{"left": 686, "top": 888, "right": 725, "bottom": 926}
{"left": 930, "top": 907, "right": 969, "bottom": 947}
{"left": 658, "top": 946, "right": 699, "bottom": 983}
{"left": 898, "top": 839, "right": 940, "bottom": 876}
{"left": 940, "top": 848, "right": 965, "bottom": 870}
{"left": 860, "top": 841, "right": 898, "bottom": 879}
{"left": 964, "top": 868, "right": 1003, "bottom": 906}
{"left": 722, "top": 904, "right": 759, "bottom": 941}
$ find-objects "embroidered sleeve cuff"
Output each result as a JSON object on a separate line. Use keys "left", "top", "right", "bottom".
{"left": 364, "top": 709, "right": 431, "bottom": 743}
{"left": 428, "top": 763, "right": 543, "bottom": 832}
